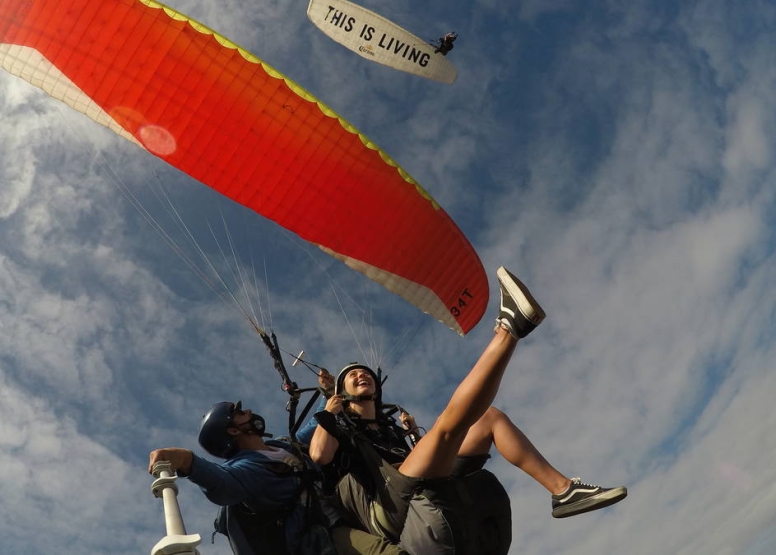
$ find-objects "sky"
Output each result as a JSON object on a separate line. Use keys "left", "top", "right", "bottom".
{"left": 1, "top": 0, "right": 775, "bottom": 554}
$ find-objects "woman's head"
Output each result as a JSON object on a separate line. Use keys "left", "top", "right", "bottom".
{"left": 335, "top": 363, "right": 382, "bottom": 404}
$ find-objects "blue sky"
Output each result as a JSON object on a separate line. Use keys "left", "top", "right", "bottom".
{"left": 1, "top": 1, "right": 775, "bottom": 554}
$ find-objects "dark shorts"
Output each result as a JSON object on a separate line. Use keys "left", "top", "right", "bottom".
{"left": 335, "top": 441, "right": 509, "bottom": 555}
{"left": 336, "top": 437, "right": 439, "bottom": 541}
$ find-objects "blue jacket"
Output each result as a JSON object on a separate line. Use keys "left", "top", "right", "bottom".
{"left": 185, "top": 443, "right": 308, "bottom": 554}
{"left": 182, "top": 398, "right": 326, "bottom": 555}
{"left": 295, "top": 406, "right": 321, "bottom": 445}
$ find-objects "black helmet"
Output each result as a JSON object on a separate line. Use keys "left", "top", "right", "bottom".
{"left": 335, "top": 363, "right": 382, "bottom": 403}
{"left": 198, "top": 400, "right": 266, "bottom": 459}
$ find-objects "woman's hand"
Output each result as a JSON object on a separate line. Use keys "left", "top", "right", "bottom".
{"left": 400, "top": 411, "right": 419, "bottom": 433}
{"left": 325, "top": 394, "right": 345, "bottom": 415}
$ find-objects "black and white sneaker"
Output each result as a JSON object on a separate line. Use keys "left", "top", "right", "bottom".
{"left": 551, "top": 477, "right": 628, "bottom": 518}
{"left": 495, "top": 266, "right": 546, "bottom": 338}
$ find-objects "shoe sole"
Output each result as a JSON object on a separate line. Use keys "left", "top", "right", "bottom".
{"left": 497, "top": 266, "right": 546, "bottom": 325}
{"left": 552, "top": 487, "right": 628, "bottom": 518}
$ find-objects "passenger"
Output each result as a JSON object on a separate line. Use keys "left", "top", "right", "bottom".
{"left": 309, "top": 267, "right": 627, "bottom": 554}
{"left": 434, "top": 32, "right": 457, "bottom": 55}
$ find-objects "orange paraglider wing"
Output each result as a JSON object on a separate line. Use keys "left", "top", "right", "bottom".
{"left": 0, "top": 0, "right": 487, "bottom": 334}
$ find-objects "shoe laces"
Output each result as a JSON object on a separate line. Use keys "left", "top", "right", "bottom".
{"left": 494, "top": 318, "right": 512, "bottom": 333}
{"left": 570, "top": 477, "right": 598, "bottom": 488}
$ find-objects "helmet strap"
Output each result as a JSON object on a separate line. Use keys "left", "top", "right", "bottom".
{"left": 341, "top": 394, "right": 377, "bottom": 402}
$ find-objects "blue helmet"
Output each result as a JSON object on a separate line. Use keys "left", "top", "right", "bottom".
{"left": 198, "top": 400, "right": 266, "bottom": 459}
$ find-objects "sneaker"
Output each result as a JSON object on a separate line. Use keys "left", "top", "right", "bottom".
{"left": 494, "top": 266, "right": 546, "bottom": 338}
{"left": 551, "top": 478, "right": 628, "bottom": 518}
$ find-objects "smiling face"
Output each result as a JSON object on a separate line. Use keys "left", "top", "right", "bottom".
{"left": 344, "top": 368, "right": 377, "bottom": 396}
{"left": 335, "top": 364, "right": 381, "bottom": 403}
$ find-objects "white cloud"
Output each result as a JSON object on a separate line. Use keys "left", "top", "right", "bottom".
{"left": 2, "top": 0, "right": 776, "bottom": 554}
{"left": 724, "top": 91, "right": 773, "bottom": 175}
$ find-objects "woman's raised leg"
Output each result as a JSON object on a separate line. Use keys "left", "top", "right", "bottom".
{"left": 398, "top": 267, "right": 545, "bottom": 479}
{"left": 458, "top": 406, "right": 571, "bottom": 494}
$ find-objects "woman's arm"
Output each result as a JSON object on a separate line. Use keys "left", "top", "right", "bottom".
{"left": 308, "top": 395, "right": 345, "bottom": 464}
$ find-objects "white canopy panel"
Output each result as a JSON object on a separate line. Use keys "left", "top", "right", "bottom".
{"left": 307, "top": 0, "right": 457, "bottom": 84}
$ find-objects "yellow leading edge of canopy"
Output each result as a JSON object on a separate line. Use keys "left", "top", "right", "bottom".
{"left": 138, "top": 0, "right": 439, "bottom": 210}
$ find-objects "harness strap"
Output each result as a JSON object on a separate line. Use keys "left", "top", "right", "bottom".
{"left": 291, "top": 388, "right": 322, "bottom": 437}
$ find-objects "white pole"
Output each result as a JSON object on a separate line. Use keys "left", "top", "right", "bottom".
{"left": 150, "top": 461, "right": 202, "bottom": 555}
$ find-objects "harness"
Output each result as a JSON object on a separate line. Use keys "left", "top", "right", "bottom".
{"left": 253, "top": 330, "right": 512, "bottom": 554}
{"left": 316, "top": 405, "right": 512, "bottom": 555}
{"left": 212, "top": 455, "right": 334, "bottom": 555}
{"left": 213, "top": 329, "right": 336, "bottom": 555}
{"left": 256, "top": 328, "right": 323, "bottom": 443}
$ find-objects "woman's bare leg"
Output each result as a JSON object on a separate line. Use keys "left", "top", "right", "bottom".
{"left": 457, "top": 406, "right": 628, "bottom": 518}
{"left": 458, "top": 407, "right": 571, "bottom": 494}
{"left": 398, "top": 267, "right": 545, "bottom": 480}
{"left": 398, "top": 327, "right": 517, "bottom": 478}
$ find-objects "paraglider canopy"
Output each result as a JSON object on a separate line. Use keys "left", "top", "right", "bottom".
{"left": 0, "top": 0, "right": 487, "bottom": 335}
{"left": 307, "top": 0, "right": 459, "bottom": 83}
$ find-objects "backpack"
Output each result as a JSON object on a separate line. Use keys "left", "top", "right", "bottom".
{"left": 401, "top": 468, "right": 512, "bottom": 555}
